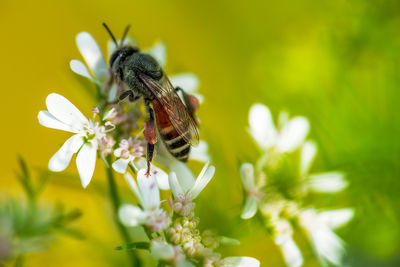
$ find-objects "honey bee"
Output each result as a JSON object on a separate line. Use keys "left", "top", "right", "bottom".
{"left": 103, "top": 23, "right": 199, "bottom": 175}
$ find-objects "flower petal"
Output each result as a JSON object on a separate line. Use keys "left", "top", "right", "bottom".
{"left": 220, "top": 257, "right": 260, "bottom": 267}
{"left": 76, "top": 32, "right": 108, "bottom": 81}
{"left": 137, "top": 169, "right": 160, "bottom": 210}
{"left": 48, "top": 134, "right": 83, "bottom": 172}
{"left": 300, "top": 141, "right": 317, "bottom": 175}
{"left": 240, "top": 163, "right": 255, "bottom": 190}
{"left": 241, "top": 196, "right": 258, "bottom": 219}
{"left": 124, "top": 173, "right": 144, "bottom": 207}
{"left": 112, "top": 158, "right": 130, "bottom": 174}
{"left": 187, "top": 162, "right": 215, "bottom": 199}
{"left": 189, "top": 140, "right": 210, "bottom": 162}
{"left": 119, "top": 204, "right": 147, "bottom": 227}
{"left": 170, "top": 73, "right": 199, "bottom": 94}
{"left": 146, "top": 41, "right": 166, "bottom": 68}
{"left": 107, "top": 83, "right": 118, "bottom": 102}
{"left": 275, "top": 235, "right": 303, "bottom": 267}
{"left": 168, "top": 172, "right": 184, "bottom": 198}
{"left": 308, "top": 225, "right": 345, "bottom": 265}
{"left": 150, "top": 241, "right": 175, "bottom": 260}
{"left": 318, "top": 209, "right": 354, "bottom": 229}
{"left": 308, "top": 172, "right": 348, "bottom": 193}
{"left": 150, "top": 165, "right": 169, "bottom": 190}
{"left": 46, "top": 93, "right": 88, "bottom": 131}
{"left": 156, "top": 154, "right": 196, "bottom": 192}
{"left": 76, "top": 140, "right": 98, "bottom": 188}
{"left": 248, "top": 104, "right": 277, "bottom": 149}
{"left": 38, "top": 110, "right": 77, "bottom": 133}
{"left": 70, "top": 59, "right": 98, "bottom": 83}
{"left": 133, "top": 157, "right": 169, "bottom": 190}
{"left": 276, "top": 116, "right": 309, "bottom": 153}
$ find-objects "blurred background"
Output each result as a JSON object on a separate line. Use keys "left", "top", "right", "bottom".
{"left": 1, "top": 0, "right": 400, "bottom": 266}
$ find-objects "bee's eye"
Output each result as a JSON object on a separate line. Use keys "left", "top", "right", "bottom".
{"left": 110, "top": 50, "right": 123, "bottom": 67}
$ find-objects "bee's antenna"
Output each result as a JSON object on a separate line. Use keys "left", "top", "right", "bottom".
{"left": 120, "top": 25, "right": 131, "bottom": 46}
{"left": 102, "top": 23, "right": 118, "bottom": 47}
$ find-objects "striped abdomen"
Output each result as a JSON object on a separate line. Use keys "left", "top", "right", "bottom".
{"left": 152, "top": 100, "right": 191, "bottom": 162}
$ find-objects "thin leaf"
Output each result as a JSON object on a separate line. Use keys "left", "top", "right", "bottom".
{"left": 115, "top": 242, "right": 150, "bottom": 251}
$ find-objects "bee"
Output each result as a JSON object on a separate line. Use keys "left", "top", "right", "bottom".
{"left": 103, "top": 23, "right": 199, "bottom": 175}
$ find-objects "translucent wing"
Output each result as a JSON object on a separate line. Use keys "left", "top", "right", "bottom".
{"left": 139, "top": 72, "right": 199, "bottom": 146}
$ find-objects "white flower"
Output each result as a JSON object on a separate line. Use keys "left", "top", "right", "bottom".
{"left": 112, "top": 138, "right": 145, "bottom": 173}
{"left": 119, "top": 170, "right": 171, "bottom": 232}
{"left": 300, "top": 141, "right": 348, "bottom": 193}
{"left": 299, "top": 208, "right": 354, "bottom": 265}
{"left": 219, "top": 256, "right": 260, "bottom": 267}
{"left": 168, "top": 161, "right": 215, "bottom": 200}
{"left": 38, "top": 93, "right": 108, "bottom": 188}
{"left": 240, "top": 163, "right": 262, "bottom": 219}
{"left": 248, "top": 104, "right": 309, "bottom": 153}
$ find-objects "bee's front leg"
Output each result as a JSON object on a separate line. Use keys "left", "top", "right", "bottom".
{"left": 144, "top": 105, "right": 157, "bottom": 176}
{"left": 175, "top": 87, "right": 199, "bottom": 118}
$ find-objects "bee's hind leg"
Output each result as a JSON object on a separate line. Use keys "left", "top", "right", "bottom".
{"left": 144, "top": 104, "right": 157, "bottom": 176}
{"left": 175, "top": 87, "right": 199, "bottom": 119}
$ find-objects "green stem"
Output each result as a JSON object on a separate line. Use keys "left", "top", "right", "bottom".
{"left": 105, "top": 156, "right": 140, "bottom": 266}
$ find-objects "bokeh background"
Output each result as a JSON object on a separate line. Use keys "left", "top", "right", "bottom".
{"left": 1, "top": 0, "right": 400, "bottom": 266}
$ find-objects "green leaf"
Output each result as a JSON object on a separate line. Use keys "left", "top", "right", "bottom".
{"left": 115, "top": 242, "right": 150, "bottom": 251}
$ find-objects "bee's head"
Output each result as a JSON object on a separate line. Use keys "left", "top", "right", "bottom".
{"left": 109, "top": 46, "right": 138, "bottom": 68}
{"left": 103, "top": 23, "right": 138, "bottom": 68}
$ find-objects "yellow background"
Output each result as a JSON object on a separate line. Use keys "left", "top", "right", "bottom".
{"left": 1, "top": 0, "right": 400, "bottom": 266}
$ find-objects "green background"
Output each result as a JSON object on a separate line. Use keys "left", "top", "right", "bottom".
{"left": 1, "top": 0, "right": 399, "bottom": 266}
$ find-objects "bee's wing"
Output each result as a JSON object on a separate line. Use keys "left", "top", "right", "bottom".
{"left": 138, "top": 72, "right": 199, "bottom": 146}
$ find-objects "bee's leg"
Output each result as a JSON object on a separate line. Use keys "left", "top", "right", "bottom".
{"left": 144, "top": 105, "right": 157, "bottom": 176}
{"left": 175, "top": 87, "right": 199, "bottom": 117}
{"left": 118, "top": 90, "right": 132, "bottom": 101}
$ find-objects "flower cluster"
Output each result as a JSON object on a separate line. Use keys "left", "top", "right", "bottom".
{"left": 120, "top": 162, "right": 260, "bottom": 267}
{"left": 37, "top": 30, "right": 259, "bottom": 266}
{"left": 240, "top": 103, "right": 353, "bottom": 267}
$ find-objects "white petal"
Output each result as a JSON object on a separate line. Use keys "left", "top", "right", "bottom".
{"left": 48, "top": 135, "right": 83, "bottom": 172}
{"left": 76, "top": 140, "right": 98, "bottom": 188}
{"left": 240, "top": 163, "right": 255, "bottom": 190}
{"left": 241, "top": 196, "right": 258, "bottom": 219}
{"left": 187, "top": 162, "right": 215, "bottom": 199}
{"left": 149, "top": 165, "right": 169, "bottom": 190}
{"left": 167, "top": 159, "right": 196, "bottom": 192}
{"left": 132, "top": 157, "right": 169, "bottom": 190}
{"left": 112, "top": 158, "right": 130, "bottom": 174}
{"left": 276, "top": 117, "right": 309, "bottom": 153}
{"left": 170, "top": 73, "right": 199, "bottom": 93}
{"left": 300, "top": 141, "right": 317, "bottom": 175}
{"left": 190, "top": 140, "right": 210, "bottom": 162}
{"left": 168, "top": 172, "right": 184, "bottom": 198}
{"left": 119, "top": 204, "right": 147, "bottom": 227}
{"left": 137, "top": 169, "right": 160, "bottom": 210}
{"left": 151, "top": 242, "right": 175, "bottom": 260}
{"left": 308, "top": 172, "right": 348, "bottom": 193}
{"left": 146, "top": 41, "right": 166, "bottom": 67}
{"left": 220, "top": 257, "right": 260, "bottom": 267}
{"left": 275, "top": 236, "right": 303, "bottom": 267}
{"left": 46, "top": 93, "right": 88, "bottom": 131}
{"left": 70, "top": 59, "right": 98, "bottom": 83}
{"left": 76, "top": 32, "right": 108, "bottom": 81}
{"left": 248, "top": 104, "right": 277, "bottom": 149}
{"left": 38, "top": 110, "right": 77, "bottom": 133}
{"left": 124, "top": 173, "right": 144, "bottom": 207}
{"left": 107, "top": 83, "right": 118, "bottom": 102}
{"left": 318, "top": 209, "right": 354, "bottom": 229}
{"left": 103, "top": 107, "right": 116, "bottom": 121}
{"left": 308, "top": 226, "right": 345, "bottom": 265}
